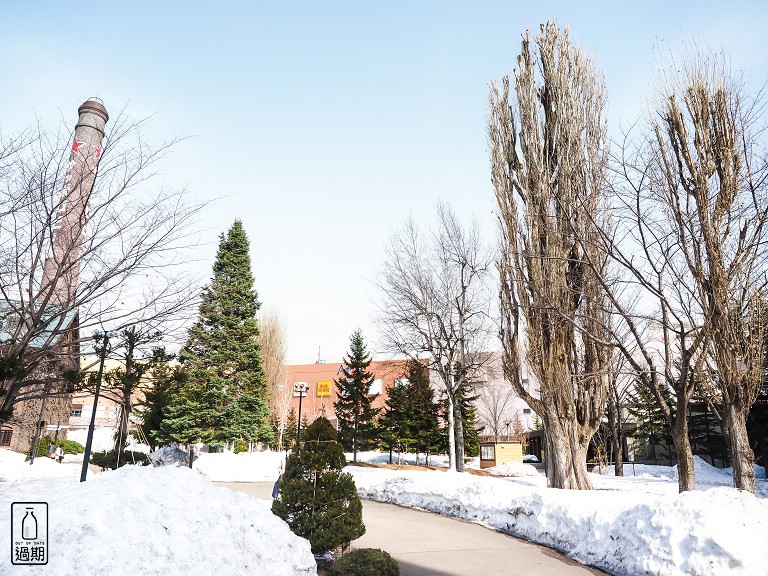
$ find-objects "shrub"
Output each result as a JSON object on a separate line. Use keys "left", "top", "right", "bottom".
{"left": 34, "top": 435, "right": 85, "bottom": 458}
{"left": 272, "top": 417, "right": 365, "bottom": 554}
{"left": 234, "top": 438, "right": 248, "bottom": 453}
{"left": 329, "top": 549, "right": 400, "bottom": 576}
{"left": 91, "top": 449, "right": 151, "bottom": 470}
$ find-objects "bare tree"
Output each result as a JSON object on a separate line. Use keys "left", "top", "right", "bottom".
{"left": 259, "top": 308, "right": 290, "bottom": 448}
{"left": 0, "top": 104, "right": 202, "bottom": 425}
{"left": 648, "top": 48, "right": 768, "bottom": 493}
{"left": 475, "top": 362, "right": 516, "bottom": 439}
{"left": 378, "top": 202, "right": 492, "bottom": 472}
{"left": 489, "top": 21, "right": 612, "bottom": 489}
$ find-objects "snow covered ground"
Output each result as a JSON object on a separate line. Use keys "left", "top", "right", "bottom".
{"left": 0, "top": 450, "right": 315, "bottom": 576}
{"left": 5, "top": 446, "right": 767, "bottom": 576}
{"left": 348, "top": 456, "right": 768, "bottom": 576}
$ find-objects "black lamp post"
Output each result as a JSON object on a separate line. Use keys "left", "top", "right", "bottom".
{"left": 293, "top": 382, "right": 309, "bottom": 452}
{"left": 80, "top": 331, "right": 118, "bottom": 482}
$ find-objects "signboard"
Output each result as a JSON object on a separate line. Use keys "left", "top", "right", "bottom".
{"left": 317, "top": 381, "right": 331, "bottom": 397}
{"left": 292, "top": 382, "right": 309, "bottom": 397}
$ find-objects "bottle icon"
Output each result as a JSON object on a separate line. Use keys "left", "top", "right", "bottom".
{"left": 22, "top": 508, "right": 37, "bottom": 540}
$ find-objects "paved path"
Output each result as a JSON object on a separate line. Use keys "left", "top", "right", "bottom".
{"left": 216, "top": 482, "right": 605, "bottom": 576}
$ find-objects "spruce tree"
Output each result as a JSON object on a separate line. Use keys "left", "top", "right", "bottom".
{"left": 272, "top": 417, "right": 365, "bottom": 554}
{"left": 440, "top": 380, "right": 482, "bottom": 458}
{"left": 407, "top": 359, "right": 441, "bottom": 466}
{"left": 164, "top": 220, "right": 272, "bottom": 447}
{"left": 333, "top": 330, "right": 379, "bottom": 462}
{"left": 378, "top": 378, "right": 413, "bottom": 463}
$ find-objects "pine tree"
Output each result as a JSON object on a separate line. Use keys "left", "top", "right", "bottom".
{"left": 283, "top": 407, "right": 298, "bottom": 450}
{"left": 407, "top": 359, "right": 442, "bottom": 466}
{"left": 627, "top": 381, "right": 675, "bottom": 462}
{"left": 333, "top": 330, "right": 379, "bottom": 462}
{"left": 272, "top": 417, "right": 365, "bottom": 554}
{"left": 440, "top": 379, "right": 482, "bottom": 459}
{"left": 378, "top": 378, "right": 412, "bottom": 463}
{"left": 164, "top": 220, "right": 272, "bottom": 447}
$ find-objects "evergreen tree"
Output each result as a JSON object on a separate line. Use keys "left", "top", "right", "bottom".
{"left": 272, "top": 417, "right": 365, "bottom": 554}
{"left": 333, "top": 330, "right": 380, "bottom": 461}
{"left": 163, "top": 220, "right": 272, "bottom": 447}
{"left": 283, "top": 407, "right": 298, "bottom": 450}
{"left": 627, "top": 380, "right": 675, "bottom": 461}
{"left": 440, "top": 378, "right": 482, "bottom": 459}
{"left": 406, "top": 359, "right": 442, "bottom": 465}
{"left": 378, "top": 378, "right": 413, "bottom": 463}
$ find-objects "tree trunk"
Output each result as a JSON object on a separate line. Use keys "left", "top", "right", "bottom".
{"left": 453, "top": 398, "right": 465, "bottom": 473}
{"left": 446, "top": 393, "right": 456, "bottom": 472}
{"left": 544, "top": 416, "right": 594, "bottom": 489}
{"left": 607, "top": 397, "right": 623, "bottom": 476}
{"left": 722, "top": 402, "right": 756, "bottom": 493}
{"left": 671, "top": 408, "right": 695, "bottom": 492}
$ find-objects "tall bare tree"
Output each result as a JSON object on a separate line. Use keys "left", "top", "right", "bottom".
{"left": 475, "top": 360, "right": 516, "bottom": 439}
{"left": 648, "top": 49, "right": 768, "bottom": 493}
{"left": 378, "top": 202, "right": 491, "bottom": 472}
{"left": 259, "top": 308, "right": 290, "bottom": 448}
{"left": 0, "top": 107, "right": 202, "bottom": 425}
{"left": 489, "top": 21, "right": 612, "bottom": 489}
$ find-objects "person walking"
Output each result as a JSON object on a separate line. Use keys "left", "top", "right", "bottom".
{"left": 272, "top": 451, "right": 289, "bottom": 498}
{"left": 55, "top": 445, "right": 64, "bottom": 464}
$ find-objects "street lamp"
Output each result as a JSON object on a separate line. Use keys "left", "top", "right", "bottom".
{"left": 80, "top": 330, "right": 118, "bottom": 482}
{"left": 504, "top": 420, "right": 512, "bottom": 442}
{"left": 293, "top": 382, "right": 309, "bottom": 452}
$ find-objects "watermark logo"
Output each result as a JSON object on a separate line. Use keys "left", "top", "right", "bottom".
{"left": 11, "top": 502, "right": 48, "bottom": 565}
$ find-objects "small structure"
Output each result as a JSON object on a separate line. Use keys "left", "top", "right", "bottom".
{"left": 479, "top": 440, "right": 523, "bottom": 469}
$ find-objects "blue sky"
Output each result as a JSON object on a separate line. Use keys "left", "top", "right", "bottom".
{"left": 1, "top": 2, "right": 766, "bottom": 361}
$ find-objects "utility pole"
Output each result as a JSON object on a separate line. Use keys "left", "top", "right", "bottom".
{"left": 80, "top": 331, "right": 118, "bottom": 482}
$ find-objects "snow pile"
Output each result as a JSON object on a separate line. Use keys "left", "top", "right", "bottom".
{"left": 0, "top": 449, "right": 86, "bottom": 482}
{"left": 350, "top": 450, "right": 480, "bottom": 469}
{"left": 486, "top": 461, "right": 540, "bottom": 477}
{"left": 349, "top": 466, "right": 768, "bottom": 576}
{"left": 194, "top": 450, "right": 285, "bottom": 482}
{"left": 67, "top": 428, "right": 149, "bottom": 453}
{"left": 0, "top": 465, "right": 316, "bottom": 576}
{"left": 673, "top": 456, "right": 732, "bottom": 485}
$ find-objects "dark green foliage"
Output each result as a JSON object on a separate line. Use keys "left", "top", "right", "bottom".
{"left": 627, "top": 381, "right": 675, "bottom": 461}
{"left": 162, "top": 221, "right": 272, "bottom": 447}
{"left": 688, "top": 398, "right": 729, "bottom": 465}
{"left": 34, "top": 435, "right": 84, "bottom": 458}
{"left": 748, "top": 382, "right": 768, "bottom": 467}
{"left": 91, "top": 449, "right": 151, "bottom": 470}
{"left": 272, "top": 417, "right": 365, "bottom": 554}
{"left": 377, "top": 360, "right": 442, "bottom": 465}
{"left": 283, "top": 407, "right": 298, "bottom": 449}
{"left": 334, "top": 330, "right": 380, "bottom": 461}
{"left": 329, "top": 549, "right": 400, "bottom": 576}
{"left": 439, "top": 380, "right": 482, "bottom": 458}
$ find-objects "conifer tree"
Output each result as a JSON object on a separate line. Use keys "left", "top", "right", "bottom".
{"left": 406, "top": 359, "right": 441, "bottom": 465}
{"left": 334, "top": 330, "right": 379, "bottom": 462}
{"left": 163, "top": 220, "right": 272, "bottom": 447}
{"left": 378, "top": 378, "right": 412, "bottom": 463}
{"left": 272, "top": 417, "right": 365, "bottom": 554}
{"left": 627, "top": 381, "right": 675, "bottom": 461}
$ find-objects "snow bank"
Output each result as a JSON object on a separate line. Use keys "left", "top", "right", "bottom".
{"left": 0, "top": 449, "right": 86, "bottom": 482}
{"left": 486, "top": 461, "right": 540, "bottom": 477}
{"left": 66, "top": 428, "right": 149, "bottom": 453}
{"left": 0, "top": 465, "right": 316, "bottom": 575}
{"left": 349, "top": 466, "right": 768, "bottom": 576}
{"left": 194, "top": 450, "right": 285, "bottom": 482}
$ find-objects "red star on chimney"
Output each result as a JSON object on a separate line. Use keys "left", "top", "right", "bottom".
{"left": 72, "top": 140, "right": 84, "bottom": 154}
{"left": 94, "top": 147, "right": 102, "bottom": 159}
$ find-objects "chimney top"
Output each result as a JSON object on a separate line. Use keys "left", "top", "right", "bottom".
{"left": 78, "top": 99, "right": 109, "bottom": 123}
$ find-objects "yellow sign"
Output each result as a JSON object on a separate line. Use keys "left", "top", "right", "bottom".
{"left": 317, "top": 381, "right": 331, "bottom": 397}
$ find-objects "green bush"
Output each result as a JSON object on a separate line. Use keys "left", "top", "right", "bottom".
{"left": 91, "top": 449, "right": 151, "bottom": 470}
{"left": 272, "top": 417, "right": 365, "bottom": 554}
{"left": 34, "top": 435, "right": 85, "bottom": 458}
{"left": 234, "top": 438, "right": 248, "bottom": 453}
{"left": 329, "top": 549, "right": 400, "bottom": 576}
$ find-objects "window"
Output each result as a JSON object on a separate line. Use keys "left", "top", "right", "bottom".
{"left": 0, "top": 429, "right": 12, "bottom": 446}
{"left": 523, "top": 408, "right": 531, "bottom": 414}
{"left": 480, "top": 445, "right": 496, "bottom": 461}
{"left": 368, "top": 379, "right": 383, "bottom": 395}
{"left": 70, "top": 404, "right": 83, "bottom": 417}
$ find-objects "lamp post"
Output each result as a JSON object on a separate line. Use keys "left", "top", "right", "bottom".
{"left": 504, "top": 420, "right": 512, "bottom": 442}
{"left": 293, "top": 382, "right": 309, "bottom": 452}
{"left": 28, "top": 373, "right": 55, "bottom": 465}
{"left": 80, "top": 330, "right": 118, "bottom": 482}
